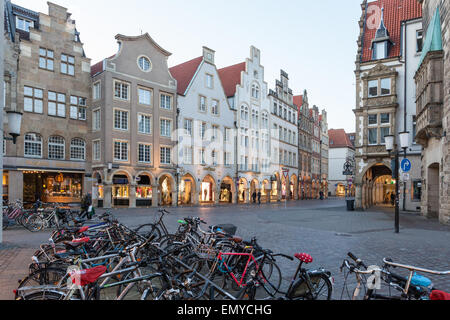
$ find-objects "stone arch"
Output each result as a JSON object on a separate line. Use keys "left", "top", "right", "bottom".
{"left": 238, "top": 177, "right": 249, "bottom": 203}
{"left": 135, "top": 171, "right": 154, "bottom": 207}
{"left": 135, "top": 170, "right": 156, "bottom": 185}
{"left": 200, "top": 174, "right": 217, "bottom": 204}
{"left": 158, "top": 173, "right": 175, "bottom": 206}
{"left": 110, "top": 170, "right": 133, "bottom": 207}
{"left": 290, "top": 174, "right": 298, "bottom": 200}
{"left": 250, "top": 179, "right": 260, "bottom": 203}
{"left": 179, "top": 172, "right": 196, "bottom": 205}
{"left": 219, "top": 176, "right": 235, "bottom": 204}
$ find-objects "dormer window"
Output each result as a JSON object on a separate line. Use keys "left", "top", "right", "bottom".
{"left": 371, "top": 8, "right": 392, "bottom": 61}
{"left": 16, "top": 16, "right": 34, "bottom": 32}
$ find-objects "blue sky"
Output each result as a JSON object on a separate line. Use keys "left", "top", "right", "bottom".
{"left": 14, "top": 0, "right": 363, "bottom": 133}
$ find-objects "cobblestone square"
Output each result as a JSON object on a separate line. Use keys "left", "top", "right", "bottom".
{"left": 1, "top": 199, "right": 449, "bottom": 300}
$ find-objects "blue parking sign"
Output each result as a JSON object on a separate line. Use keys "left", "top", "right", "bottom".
{"left": 401, "top": 159, "right": 412, "bottom": 173}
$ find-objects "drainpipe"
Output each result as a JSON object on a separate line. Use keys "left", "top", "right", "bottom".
{"left": 402, "top": 21, "right": 408, "bottom": 212}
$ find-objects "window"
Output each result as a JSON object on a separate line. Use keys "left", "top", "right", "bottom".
{"left": 138, "top": 144, "right": 152, "bottom": 163}
{"left": 24, "top": 133, "right": 42, "bottom": 158}
{"left": 61, "top": 54, "right": 75, "bottom": 76}
{"left": 212, "top": 100, "right": 219, "bottom": 115}
{"left": 212, "top": 125, "right": 219, "bottom": 141}
{"left": 114, "top": 81, "right": 129, "bottom": 100}
{"left": 199, "top": 96, "right": 206, "bottom": 112}
{"left": 160, "top": 147, "right": 171, "bottom": 165}
{"left": 368, "top": 114, "right": 378, "bottom": 126}
{"left": 160, "top": 94, "right": 172, "bottom": 110}
{"left": 16, "top": 17, "right": 34, "bottom": 31}
{"left": 380, "top": 78, "right": 391, "bottom": 96}
{"left": 138, "top": 88, "right": 152, "bottom": 105}
{"left": 224, "top": 128, "right": 231, "bottom": 142}
{"left": 200, "top": 122, "right": 207, "bottom": 140}
{"left": 39, "top": 48, "right": 54, "bottom": 71}
{"left": 138, "top": 56, "right": 151, "bottom": 72}
{"left": 200, "top": 149, "right": 206, "bottom": 165}
{"left": 114, "top": 141, "right": 128, "bottom": 161}
{"left": 93, "top": 109, "right": 101, "bottom": 131}
{"left": 24, "top": 86, "right": 43, "bottom": 114}
{"left": 374, "top": 41, "right": 387, "bottom": 60}
{"left": 368, "top": 80, "right": 378, "bottom": 98}
{"left": 70, "top": 139, "right": 85, "bottom": 161}
{"left": 380, "top": 127, "right": 390, "bottom": 144}
{"left": 138, "top": 114, "right": 152, "bottom": 134}
{"left": 114, "top": 110, "right": 128, "bottom": 131}
{"left": 70, "top": 96, "right": 87, "bottom": 120}
{"left": 93, "top": 82, "right": 101, "bottom": 100}
{"left": 206, "top": 74, "right": 213, "bottom": 89}
{"left": 48, "top": 136, "right": 65, "bottom": 160}
{"left": 412, "top": 180, "right": 422, "bottom": 201}
{"left": 160, "top": 119, "right": 172, "bottom": 137}
{"left": 251, "top": 84, "right": 260, "bottom": 99}
{"left": 183, "top": 147, "right": 193, "bottom": 165}
{"left": 412, "top": 116, "right": 417, "bottom": 143}
{"left": 241, "top": 105, "right": 249, "bottom": 121}
{"left": 416, "top": 30, "right": 423, "bottom": 53}
{"left": 224, "top": 152, "right": 231, "bottom": 166}
{"left": 93, "top": 140, "right": 101, "bottom": 161}
{"left": 368, "top": 128, "right": 377, "bottom": 145}
{"left": 184, "top": 119, "right": 193, "bottom": 136}
{"left": 380, "top": 113, "right": 390, "bottom": 124}
{"left": 212, "top": 150, "right": 217, "bottom": 166}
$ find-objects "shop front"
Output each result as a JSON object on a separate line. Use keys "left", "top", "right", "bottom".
{"left": 23, "top": 171, "right": 83, "bottom": 205}
{"left": 136, "top": 175, "right": 152, "bottom": 207}
{"left": 179, "top": 175, "right": 195, "bottom": 205}
{"left": 200, "top": 175, "right": 215, "bottom": 204}
{"left": 219, "top": 178, "right": 233, "bottom": 204}
{"left": 238, "top": 178, "right": 248, "bottom": 203}
{"left": 159, "top": 175, "right": 173, "bottom": 206}
{"left": 271, "top": 179, "right": 278, "bottom": 202}
{"left": 112, "top": 175, "right": 130, "bottom": 207}
{"left": 92, "top": 172, "right": 104, "bottom": 208}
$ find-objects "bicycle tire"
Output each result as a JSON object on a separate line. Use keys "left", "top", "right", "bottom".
{"left": 134, "top": 224, "right": 162, "bottom": 242}
{"left": 287, "top": 273, "right": 332, "bottom": 300}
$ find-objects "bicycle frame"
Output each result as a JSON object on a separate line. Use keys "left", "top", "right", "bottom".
{"left": 213, "top": 250, "right": 259, "bottom": 288}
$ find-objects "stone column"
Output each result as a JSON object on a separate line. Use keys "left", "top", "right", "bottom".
{"left": 103, "top": 183, "right": 112, "bottom": 209}
{"left": 129, "top": 184, "right": 136, "bottom": 208}
{"left": 172, "top": 191, "right": 177, "bottom": 207}
{"left": 152, "top": 184, "right": 158, "bottom": 207}
{"left": 215, "top": 187, "right": 220, "bottom": 205}
{"left": 8, "top": 170, "right": 23, "bottom": 203}
{"left": 355, "top": 183, "right": 363, "bottom": 210}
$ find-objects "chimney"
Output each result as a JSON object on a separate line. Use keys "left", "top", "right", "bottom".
{"left": 202, "top": 46, "right": 215, "bottom": 64}
{"left": 47, "top": 2, "right": 69, "bottom": 21}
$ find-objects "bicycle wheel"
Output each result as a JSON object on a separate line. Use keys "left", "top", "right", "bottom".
{"left": 25, "top": 215, "right": 45, "bottom": 232}
{"left": 288, "top": 273, "right": 332, "bottom": 300}
{"left": 134, "top": 224, "right": 162, "bottom": 242}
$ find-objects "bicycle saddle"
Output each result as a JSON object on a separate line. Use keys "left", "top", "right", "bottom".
{"left": 70, "top": 266, "right": 107, "bottom": 287}
{"left": 295, "top": 253, "right": 314, "bottom": 264}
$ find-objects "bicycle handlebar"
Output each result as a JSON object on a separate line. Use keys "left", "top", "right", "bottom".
{"left": 382, "top": 258, "right": 450, "bottom": 276}
{"left": 348, "top": 252, "right": 368, "bottom": 269}
{"left": 342, "top": 260, "right": 381, "bottom": 275}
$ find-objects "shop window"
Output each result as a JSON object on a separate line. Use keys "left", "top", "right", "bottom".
{"left": 70, "top": 139, "right": 86, "bottom": 161}
{"left": 412, "top": 180, "right": 422, "bottom": 202}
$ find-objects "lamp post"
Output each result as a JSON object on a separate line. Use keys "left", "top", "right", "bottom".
{"left": 385, "top": 132, "right": 410, "bottom": 234}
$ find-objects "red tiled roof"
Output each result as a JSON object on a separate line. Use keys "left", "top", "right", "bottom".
{"left": 328, "top": 129, "right": 354, "bottom": 149}
{"left": 361, "top": 0, "right": 422, "bottom": 62}
{"left": 293, "top": 95, "right": 303, "bottom": 119}
{"left": 218, "top": 62, "right": 246, "bottom": 98}
{"left": 169, "top": 57, "right": 203, "bottom": 96}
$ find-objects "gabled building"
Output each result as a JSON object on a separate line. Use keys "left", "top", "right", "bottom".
{"left": 414, "top": 0, "right": 450, "bottom": 224}
{"left": 218, "top": 47, "right": 272, "bottom": 204}
{"left": 269, "top": 70, "right": 299, "bottom": 201}
{"left": 295, "top": 91, "right": 313, "bottom": 199}
{"left": 328, "top": 129, "right": 356, "bottom": 197}
{"left": 310, "top": 105, "right": 321, "bottom": 199}
{"left": 354, "top": 0, "right": 423, "bottom": 211}
{"left": 170, "top": 47, "right": 236, "bottom": 206}
{"left": 90, "top": 33, "right": 177, "bottom": 208}
{"left": 3, "top": 1, "right": 92, "bottom": 205}
{"left": 320, "top": 111, "right": 329, "bottom": 198}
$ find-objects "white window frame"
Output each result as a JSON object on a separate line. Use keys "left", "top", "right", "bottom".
{"left": 138, "top": 87, "right": 153, "bottom": 106}
{"left": 70, "top": 138, "right": 86, "bottom": 161}
{"left": 93, "top": 81, "right": 101, "bottom": 101}
{"left": 114, "top": 109, "right": 129, "bottom": 131}
{"left": 48, "top": 136, "right": 65, "bottom": 160}
{"left": 114, "top": 80, "right": 130, "bottom": 101}
{"left": 160, "top": 146, "right": 172, "bottom": 165}
{"left": 24, "top": 133, "right": 43, "bottom": 158}
{"left": 138, "top": 143, "right": 152, "bottom": 164}
{"left": 160, "top": 118, "right": 172, "bottom": 137}
{"left": 92, "top": 108, "right": 101, "bottom": 131}
{"left": 93, "top": 139, "right": 101, "bottom": 161}
{"left": 61, "top": 54, "right": 75, "bottom": 76}
{"left": 160, "top": 93, "right": 172, "bottom": 110}
{"left": 138, "top": 113, "right": 152, "bottom": 135}
{"left": 113, "top": 140, "right": 129, "bottom": 162}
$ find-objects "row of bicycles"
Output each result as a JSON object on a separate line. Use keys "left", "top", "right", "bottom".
{"left": 12, "top": 208, "right": 450, "bottom": 300}
{"left": 2, "top": 199, "right": 94, "bottom": 232}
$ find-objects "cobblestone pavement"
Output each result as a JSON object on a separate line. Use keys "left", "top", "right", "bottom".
{"left": 1, "top": 198, "right": 449, "bottom": 300}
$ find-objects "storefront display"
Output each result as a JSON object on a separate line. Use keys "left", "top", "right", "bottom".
{"left": 219, "top": 183, "right": 232, "bottom": 203}
{"left": 179, "top": 179, "right": 193, "bottom": 205}
{"left": 112, "top": 175, "right": 129, "bottom": 206}
{"left": 201, "top": 182, "right": 213, "bottom": 202}
{"left": 23, "top": 171, "right": 83, "bottom": 204}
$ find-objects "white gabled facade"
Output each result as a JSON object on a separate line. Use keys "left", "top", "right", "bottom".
{"left": 228, "top": 46, "right": 272, "bottom": 204}
{"left": 269, "top": 70, "right": 299, "bottom": 201}
{"left": 174, "top": 47, "right": 236, "bottom": 205}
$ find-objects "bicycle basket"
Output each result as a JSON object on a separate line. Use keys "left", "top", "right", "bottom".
{"left": 213, "top": 224, "right": 237, "bottom": 236}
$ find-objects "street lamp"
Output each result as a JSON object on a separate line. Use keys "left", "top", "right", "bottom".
{"left": 4, "top": 110, "right": 23, "bottom": 144}
{"left": 384, "top": 132, "right": 410, "bottom": 234}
